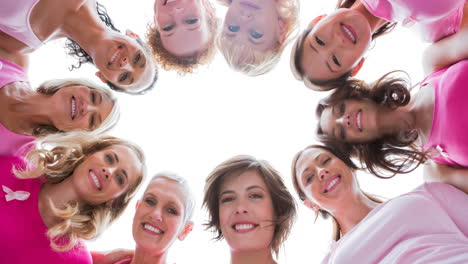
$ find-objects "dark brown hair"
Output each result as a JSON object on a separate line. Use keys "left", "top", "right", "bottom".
{"left": 315, "top": 72, "right": 428, "bottom": 178}
{"left": 203, "top": 155, "right": 296, "bottom": 256}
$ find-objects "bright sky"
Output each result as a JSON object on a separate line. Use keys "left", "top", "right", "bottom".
{"left": 27, "top": 0, "right": 428, "bottom": 263}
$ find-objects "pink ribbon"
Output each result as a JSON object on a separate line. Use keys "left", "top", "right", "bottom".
{"left": 2, "top": 185, "right": 30, "bottom": 202}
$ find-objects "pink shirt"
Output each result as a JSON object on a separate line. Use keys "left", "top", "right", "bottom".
{"left": 0, "top": 57, "right": 35, "bottom": 156}
{"left": 362, "top": 0, "right": 466, "bottom": 42}
{"left": 322, "top": 183, "right": 468, "bottom": 264}
{"left": 422, "top": 60, "right": 468, "bottom": 167}
{"left": 0, "top": 156, "right": 92, "bottom": 264}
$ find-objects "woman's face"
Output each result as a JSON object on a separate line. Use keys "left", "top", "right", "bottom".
{"left": 300, "top": 9, "right": 371, "bottom": 81}
{"left": 50, "top": 86, "right": 113, "bottom": 132}
{"left": 71, "top": 145, "right": 143, "bottom": 205}
{"left": 319, "top": 99, "right": 380, "bottom": 142}
{"left": 93, "top": 31, "right": 156, "bottom": 93}
{"left": 223, "top": 0, "right": 283, "bottom": 52}
{"left": 132, "top": 177, "right": 189, "bottom": 253}
{"left": 154, "top": 0, "right": 211, "bottom": 56}
{"left": 295, "top": 148, "right": 357, "bottom": 212}
{"left": 218, "top": 169, "right": 275, "bottom": 252}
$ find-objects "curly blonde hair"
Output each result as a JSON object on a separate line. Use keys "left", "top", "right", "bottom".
{"left": 146, "top": 0, "right": 219, "bottom": 74}
{"left": 34, "top": 78, "right": 120, "bottom": 137}
{"left": 217, "top": 0, "right": 299, "bottom": 76}
{"left": 15, "top": 131, "right": 146, "bottom": 251}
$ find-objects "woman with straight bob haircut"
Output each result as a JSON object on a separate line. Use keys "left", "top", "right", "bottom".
{"left": 0, "top": 131, "right": 146, "bottom": 263}
{"left": 203, "top": 155, "right": 296, "bottom": 264}
{"left": 291, "top": 144, "right": 468, "bottom": 263}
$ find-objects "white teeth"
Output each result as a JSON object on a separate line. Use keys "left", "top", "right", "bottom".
{"left": 357, "top": 111, "right": 362, "bottom": 130}
{"left": 326, "top": 178, "right": 339, "bottom": 192}
{"left": 71, "top": 97, "right": 76, "bottom": 120}
{"left": 144, "top": 224, "right": 162, "bottom": 234}
{"left": 90, "top": 171, "right": 101, "bottom": 189}
{"left": 166, "top": 0, "right": 177, "bottom": 3}
{"left": 342, "top": 25, "right": 356, "bottom": 42}
{"left": 235, "top": 224, "right": 255, "bottom": 230}
{"left": 110, "top": 49, "right": 120, "bottom": 64}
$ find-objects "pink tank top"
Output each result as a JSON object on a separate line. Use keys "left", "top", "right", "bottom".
{"left": 362, "top": 0, "right": 466, "bottom": 42}
{"left": 422, "top": 60, "right": 468, "bottom": 167}
{"left": 0, "top": 57, "right": 35, "bottom": 156}
{"left": 0, "top": 0, "right": 43, "bottom": 49}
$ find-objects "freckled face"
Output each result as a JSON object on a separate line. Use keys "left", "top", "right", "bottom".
{"left": 49, "top": 86, "right": 113, "bottom": 132}
{"left": 218, "top": 170, "right": 275, "bottom": 253}
{"left": 301, "top": 9, "right": 372, "bottom": 81}
{"left": 71, "top": 145, "right": 143, "bottom": 205}
{"left": 132, "top": 178, "right": 187, "bottom": 254}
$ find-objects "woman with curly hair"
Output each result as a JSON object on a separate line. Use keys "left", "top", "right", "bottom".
{"left": 0, "top": 0, "right": 157, "bottom": 94}
{"left": 148, "top": 0, "right": 219, "bottom": 74}
{"left": 291, "top": 144, "right": 468, "bottom": 263}
{"left": 203, "top": 155, "right": 296, "bottom": 264}
{"left": 290, "top": 0, "right": 467, "bottom": 91}
{"left": 217, "top": 0, "right": 299, "bottom": 76}
{"left": 0, "top": 132, "right": 146, "bottom": 263}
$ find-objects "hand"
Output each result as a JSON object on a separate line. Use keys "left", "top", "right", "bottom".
{"left": 92, "top": 249, "right": 134, "bottom": 264}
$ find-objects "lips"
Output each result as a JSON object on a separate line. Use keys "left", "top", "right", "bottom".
{"left": 340, "top": 23, "right": 356, "bottom": 44}
{"left": 355, "top": 109, "right": 363, "bottom": 132}
{"left": 142, "top": 222, "right": 164, "bottom": 235}
{"left": 89, "top": 169, "right": 102, "bottom": 191}
{"left": 108, "top": 46, "right": 123, "bottom": 66}
{"left": 322, "top": 175, "right": 341, "bottom": 193}
{"left": 163, "top": 0, "right": 179, "bottom": 6}
{"left": 232, "top": 222, "right": 259, "bottom": 233}
{"left": 71, "top": 96, "right": 77, "bottom": 120}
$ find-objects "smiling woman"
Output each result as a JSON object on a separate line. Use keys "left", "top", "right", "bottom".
{"left": 0, "top": 131, "right": 146, "bottom": 263}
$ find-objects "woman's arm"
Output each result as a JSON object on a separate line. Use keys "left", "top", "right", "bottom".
{"left": 423, "top": 161, "right": 468, "bottom": 194}
{"left": 422, "top": 28, "right": 468, "bottom": 75}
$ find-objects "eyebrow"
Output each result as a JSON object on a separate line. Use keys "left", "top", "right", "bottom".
{"left": 113, "top": 152, "right": 119, "bottom": 163}
{"left": 309, "top": 41, "right": 335, "bottom": 73}
{"left": 246, "top": 185, "right": 265, "bottom": 191}
{"left": 220, "top": 190, "right": 235, "bottom": 197}
{"left": 99, "top": 93, "right": 103, "bottom": 104}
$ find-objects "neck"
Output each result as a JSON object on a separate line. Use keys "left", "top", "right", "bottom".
{"left": 38, "top": 177, "right": 80, "bottom": 228}
{"left": 231, "top": 248, "right": 276, "bottom": 264}
{"left": 377, "top": 106, "right": 415, "bottom": 136}
{"left": 130, "top": 247, "right": 167, "bottom": 264}
{"left": 333, "top": 192, "right": 379, "bottom": 236}
{"left": 351, "top": 1, "right": 388, "bottom": 34}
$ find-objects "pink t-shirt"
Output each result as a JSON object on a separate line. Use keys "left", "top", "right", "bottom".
{"left": 0, "top": 156, "right": 92, "bottom": 264}
{"left": 321, "top": 183, "right": 468, "bottom": 264}
{"left": 421, "top": 60, "right": 468, "bottom": 167}
{"left": 362, "top": 0, "right": 466, "bottom": 42}
{"left": 0, "top": 57, "right": 35, "bottom": 156}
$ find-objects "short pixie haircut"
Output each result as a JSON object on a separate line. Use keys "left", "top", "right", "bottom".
{"left": 203, "top": 155, "right": 296, "bottom": 255}
{"left": 217, "top": 0, "right": 299, "bottom": 76}
{"left": 146, "top": 172, "right": 195, "bottom": 225}
{"left": 35, "top": 78, "right": 120, "bottom": 136}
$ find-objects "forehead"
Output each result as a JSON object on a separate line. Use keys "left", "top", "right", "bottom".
{"left": 319, "top": 104, "right": 335, "bottom": 137}
{"left": 220, "top": 169, "right": 268, "bottom": 193}
{"left": 296, "top": 148, "right": 324, "bottom": 177}
{"left": 144, "top": 178, "right": 186, "bottom": 207}
{"left": 161, "top": 29, "right": 210, "bottom": 56}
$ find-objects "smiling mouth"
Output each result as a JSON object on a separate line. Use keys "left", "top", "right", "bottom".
{"left": 142, "top": 223, "right": 164, "bottom": 234}
{"left": 89, "top": 170, "right": 102, "bottom": 191}
{"left": 340, "top": 23, "right": 356, "bottom": 44}
{"left": 71, "top": 96, "right": 77, "bottom": 120}
{"left": 232, "top": 223, "right": 259, "bottom": 233}
{"left": 163, "top": 0, "right": 178, "bottom": 5}
{"left": 108, "top": 46, "right": 123, "bottom": 66}
{"left": 240, "top": 1, "right": 260, "bottom": 9}
{"left": 323, "top": 175, "right": 341, "bottom": 193}
{"left": 356, "top": 109, "right": 363, "bottom": 131}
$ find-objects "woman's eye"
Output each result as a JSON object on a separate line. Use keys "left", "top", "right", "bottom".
{"left": 333, "top": 55, "right": 341, "bottom": 66}
{"left": 249, "top": 193, "right": 263, "bottom": 199}
{"left": 162, "top": 24, "right": 175, "bottom": 31}
{"left": 306, "top": 175, "right": 313, "bottom": 184}
{"left": 315, "top": 36, "right": 325, "bottom": 46}
{"left": 323, "top": 157, "right": 331, "bottom": 165}
{"left": 145, "top": 198, "right": 156, "bottom": 206}
{"left": 90, "top": 92, "right": 96, "bottom": 104}
{"left": 221, "top": 196, "right": 234, "bottom": 203}
{"left": 250, "top": 31, "right": 263, "bottom": 39}
{"left": 116, "top": 174, "right": 124, "bottom": 185}
{"left": 133, "top": 53, "right": 141, "bottom": 64}
{"left": 89, "top": 114, "right": 96, "bottom": 129}
{"left": 339, "top": 103, "right": 346, "bottom": 115}
{"left": 105, "top": 154, "right": 114, "bottom": 164}
{"left": 167, "top": 208, "right": 178, "bottom": 215}
{"left": 186, "top": 18, "right": 199, "bottom": 24}
{"left": 119, "top": 72, "right": 129, "bottom": 83}
{"left": 228, "top": 25, "right": 240, "bottom": 32}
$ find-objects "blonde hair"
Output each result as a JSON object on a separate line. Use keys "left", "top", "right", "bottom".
{"left": 34, "top": 78, "right": 120, "bottom": 136}
{"left": 146, "top": 172, "right": 195, "bottom": 225}
{"left": 217, "top": 0, "right": 299, "bottom": 76}
{"left": 15, "top": 131, "right": 146, "bottom": 251}
{"left": 147, "top": 0, "right": 219, "bottom": 74}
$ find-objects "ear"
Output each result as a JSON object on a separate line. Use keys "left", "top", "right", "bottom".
{"left": 125, "top": 29, "right": 140, "bottom": 39}
{"left": 178, "top": 221, "right": 194, "bottom": 241}
{"left": 308, "top": 15, "right": 327, "bottom": 28}
{"left": 277, "top": 18, "right": 287, "bottom": 44}
{"left": 95, "top": 72, "right": 107, "bottom": 83}
{"left": 303, "top": 199, "right": 320, "bottom": 211}
{"left": 350, "top": 57, "right": 365, "bottom": 77}
{"left": 135, "top": 200, "right": 141, "bottom": 210}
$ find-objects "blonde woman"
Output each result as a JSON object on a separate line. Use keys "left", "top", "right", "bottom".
{"left": 217, "top": 0, "right": 299, "bottom": 76}
{"left": 0, "top": 132, "right": 146, "bottom": 263}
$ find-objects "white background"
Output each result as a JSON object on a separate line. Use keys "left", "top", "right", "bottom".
{"left": 27, "top": 0, "right": 428, "bottom": 263}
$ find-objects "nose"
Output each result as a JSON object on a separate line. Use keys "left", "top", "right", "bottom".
{"left": 235, "top": 200, "right": 248, "bottom": 215}
{"left": 319, "top": 169, "right": 329, "bottom": 181}
{"left": 336, "top": 115, "right": 351, "bottom": 127}
{"left": 239, "top": 9, "right": 253, "bottom": 21}
{"left": 151, "top": 207, "right": 163, "bottom": 222}
{"left": 119, "top": 57, "right": 129, "bottom": 68}
{"left": 102, "top": 167, "right": 115, "bottom": 181}
{"left": 170, "top": 6, "right": 184, "bottom": 13}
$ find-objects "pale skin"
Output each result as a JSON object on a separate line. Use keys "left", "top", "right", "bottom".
{"left": 0, "top": 0, "right": 154, "bottom": 91}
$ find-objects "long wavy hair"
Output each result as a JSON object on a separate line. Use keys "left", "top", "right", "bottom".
{"left": 203, "top": 155, "right": 296, "bottom": 256}
{"left": 291, "top": 144, "right": 383, "bottom": 241}
{"left": 291, "top": 0, "right": 397, "bottom": 91}
{"left": 315, "top": 72, "right": 428, "bottom": 178}
{"left": 15, "top": 132, "right": 146, "bottom": 251}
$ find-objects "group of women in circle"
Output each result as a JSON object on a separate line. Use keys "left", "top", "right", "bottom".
{"left": 0, "top": 0, "right": 467, "bottom": 263}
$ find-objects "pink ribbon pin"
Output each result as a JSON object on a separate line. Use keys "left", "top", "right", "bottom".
{"left": 2, "top": 185, "right": 30, "bottom": 202}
